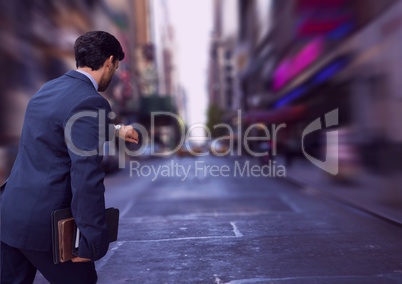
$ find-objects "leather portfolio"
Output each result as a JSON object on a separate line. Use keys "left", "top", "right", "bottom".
{"left": 58, "top": 217, "right": 75, "bottom": 263}
{"left": 51, "top": 207, "right": 119, "bottom": 264}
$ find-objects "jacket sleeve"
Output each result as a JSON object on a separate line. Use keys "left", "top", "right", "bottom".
{"left": 64, "top": 95, "right": 112, "bottom": 261}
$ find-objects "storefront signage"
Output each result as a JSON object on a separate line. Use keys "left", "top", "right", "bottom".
{"left": 273, "top": 38, "right": 324, "bottom": 91}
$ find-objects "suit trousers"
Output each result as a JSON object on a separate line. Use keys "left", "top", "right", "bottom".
{"left": 1, "top": 242, "right": 97, "bottom": 284}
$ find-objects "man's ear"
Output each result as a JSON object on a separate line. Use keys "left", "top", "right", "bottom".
{"left": 108, "top": 56, "right": 115, "bottom": 67}
{"left": 104, "top": 56, "right": 114, "bottom": 70}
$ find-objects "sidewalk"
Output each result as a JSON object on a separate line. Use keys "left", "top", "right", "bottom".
{"left": 276, "top": 156, "right": 402, "bottom": 225}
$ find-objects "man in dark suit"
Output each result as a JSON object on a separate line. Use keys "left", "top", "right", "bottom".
{"left": 1, "top": 31, "right": 138, "bottom": 284}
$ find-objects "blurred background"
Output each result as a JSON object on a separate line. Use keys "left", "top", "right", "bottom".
{"left": 0, "top": 0, "right": 401, "bottom": 220}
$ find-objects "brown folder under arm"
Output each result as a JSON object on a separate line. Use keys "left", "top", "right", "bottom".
{"left": 58, "top": 218, "right": 75, "bottom": 263}
{"left": 51, "top": 208, "right": 119, "bottom": 264}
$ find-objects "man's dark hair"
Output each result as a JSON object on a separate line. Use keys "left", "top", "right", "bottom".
{"left": 74, "top": 31, "right": 125, "bottom": 70}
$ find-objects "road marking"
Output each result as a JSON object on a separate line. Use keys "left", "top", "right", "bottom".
{"left": 120, "top": 202, "right": 133, "bottom": 218}
{"left": 225, "top": 275, "right": 385, "bottom": 283}
{"left": 96, "top": 241, "right": 125, "bottom": 271}
{"left": 279, "top": 194, "right": 302, "bottom": 213}
{"left": 230, "top": 222, "right": 243, "bottom": 237}
{"left": 120, "top": 210, "right": 289, "bottom": 223}
{"left": 115, "top": 236, "right": 238, "bottom": 244}
{"left": 110, "top": 241, "right": 125, "bottom": 251}
{"left": 214, "top": 275, "right": 224, "bottom": 284}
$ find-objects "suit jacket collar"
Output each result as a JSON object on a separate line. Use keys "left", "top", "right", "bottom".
{"left": 65, "top": 70, "right": 97, "bottom": 90}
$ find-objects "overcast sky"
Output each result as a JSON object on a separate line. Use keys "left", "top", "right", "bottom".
{"left": 165, "top": 0, "right": 212, "bottom": 126}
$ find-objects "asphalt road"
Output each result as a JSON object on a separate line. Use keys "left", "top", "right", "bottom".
{"left": 35, "top": 156, "right": 402, "bottom": 283}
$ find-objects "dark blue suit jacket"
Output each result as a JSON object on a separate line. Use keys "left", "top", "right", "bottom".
{"left": 1, "top": 70, "right": 113, "bottom": 261}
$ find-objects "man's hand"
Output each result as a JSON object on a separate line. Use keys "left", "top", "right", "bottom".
{"left": 71, "top": 257, "right": 91, "bottom": 263}
{"left": 119, "top": 125, "right": 139, "bottom": 143}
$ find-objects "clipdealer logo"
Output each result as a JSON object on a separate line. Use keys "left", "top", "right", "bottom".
{"left": 301, "top": 109, "right": 339, "bottom": 175}
{"left": 63, "top": 108, "right": 339, "bottom": 176}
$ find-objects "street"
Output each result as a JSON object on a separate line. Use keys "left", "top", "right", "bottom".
{"left": 3, "top": 0, "right": 402, "bottom": 283}
{"left": 42, "top": 156, "right": 402, "bottom": 284}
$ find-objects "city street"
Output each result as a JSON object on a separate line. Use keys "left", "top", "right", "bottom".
{"left": 35, "top": 156, "right": 402, "bottom": 283}
{"left": 3, "top": 1, "right": 402, "bottom": 284}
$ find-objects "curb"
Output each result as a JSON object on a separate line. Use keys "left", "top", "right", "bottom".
{"left": 283, "top": 174, "right": 402, "bottom": 228}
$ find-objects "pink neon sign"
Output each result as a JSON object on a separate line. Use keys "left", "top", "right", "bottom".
{"left": 273, "top": 38, "right": 323, "bottom": 91}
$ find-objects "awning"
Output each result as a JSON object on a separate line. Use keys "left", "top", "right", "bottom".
{"left": 273, "top": 55, "right": 351, "bottom": 108}
{"left": 242, "top": 105, "right": 306, "bottom": 125}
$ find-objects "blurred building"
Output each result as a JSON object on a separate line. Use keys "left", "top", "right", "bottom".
{"left": 175, "top": 85, "right": 189, "bottom": 127}
{"left": 207, "top": 0, "right": 242, "bottom": 141}
{"left": 236, "top": 0, "right": 275, "bottom": 113}
{"left": 130, "top": 0, "right": 183, "bottom": 150}
{"left": 208, "top": 0, "right": 239, "bottom": 118}
{"left": 152, "top": 0, "right": 177, "bottom": 98}
{"left": 0, "top": 0, "right": 188, "bottom": 181}
{"left": 151, "top": 0, "right": 185, "bottom": 121}
{"left": 270, "top": 0, "right": 399, "bottom": 174}
{"left": 111, "top": 0, "right": 155, "bottom": 121}
{"left": 209, "top": 0, "right": 402, "bottom": 175}
{"left": 0, "top": 0, "right": 132, "bottom": 183}
{"left": 134, "top": 0, "right": 157, "bottom": 98}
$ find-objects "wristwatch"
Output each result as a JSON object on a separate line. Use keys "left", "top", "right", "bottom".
{"left": 114, "top": 124, "right": 122, "bottom": 137}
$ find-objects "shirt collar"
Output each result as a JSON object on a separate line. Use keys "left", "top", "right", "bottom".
{"left": 76, "top": 69, "right": 99, "bottom": 91}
